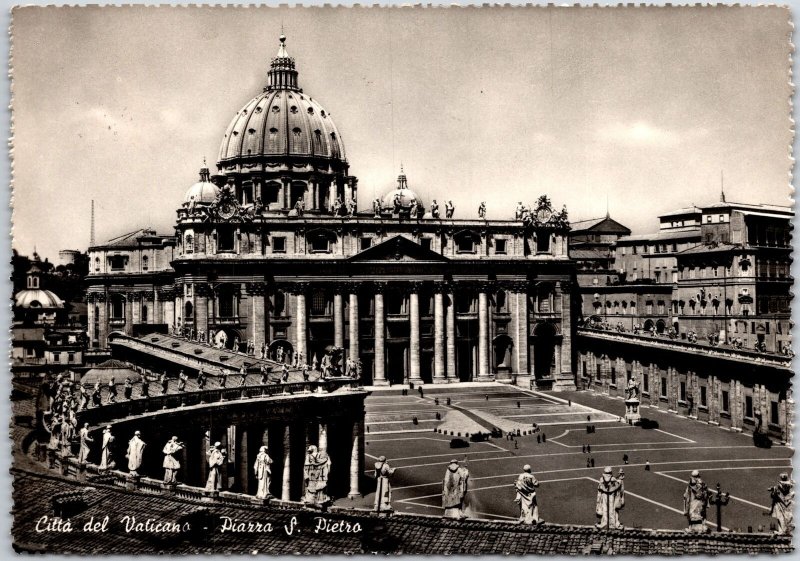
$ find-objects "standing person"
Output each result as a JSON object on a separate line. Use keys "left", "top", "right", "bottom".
{"left": 769, "top": 473, "right": 795, "bottom": 535}
{"left": 445, "top": 200, "right": 455, "bottom": 218}
{"left": 140, "top": 375, "right": 150, "bottom": 398}
{"left": 126, "top": 431, "right": 146, "bottom": 477}
{"left": 91, "top": 384, "right": 102, "bottom": 407}
{"left": 683, "top": 470, "right": 709, "bottom": 533}
{"left": 177, "top": 371, "right": 188, "bottom": 392}
{"left": 281, "top": 363, "right": 290, "bottom": 383}
{"left": 197, "top": 368, "right": 206, "bottom": 390}
{"left": 442, "top": 459, "right": 470, "bottom": 519}
{"left": 99, "top": 425, "right": 115, "bottom": 471}
{"left": 107, "top": 377, "right": 118, "bottom": 403}
{"left": 253, "top": 446, "right": 273, "bottom": 499}
{"left": 205, "top": 442, "right": 226, "bottom": 492}
{"left": 162, "top": 436, "right": 184, "bottom": 485}
{"left": 160, "top": 372, "right": 169, "bottom": 395}
{"left": 302, "top": 363, "right": 309, "bottom": 382}
{"left": 123, "top": 377, "right": 133, "bottom": 400}
{"left": 239, "top": 365, "right": 248, "bottom": 387}
{"left": 77, "top": 422, "right": 93, "bottom": 464}
{"left": 514, "top": 465, "right": 543, "bottom": 524}
{"left": 374, "top": 456, "right": 396, "bottom": 513}
{"left": 219, "top": 368, "right": 228, "bottom": 388}
{"left": 260, "top": 365, "right": 270, "bottom": 385}
{"left": 595, "top": 467, "right": 624, "bottom": 529}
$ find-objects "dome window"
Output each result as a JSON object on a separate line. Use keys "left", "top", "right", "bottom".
{"left": 255, "top": 106, "right": 263, "bottom": 114}
{"left": 290, "top": 105, "right": 298, "bottom": 114}
{"left": 307, "top": 107, "right": 314, "bottom": 115}
{"left": 292, "top": 127, "right": 302, "bottom": 136}
{"left": 242, "top": 109, "right": 248, "bottom": 115}
{"left": 269, "top": 128, "right": 278, "bottom": 144}
{"left": 320, "top": 110, "right": 326, "bottom": 118}
{"left": 248, "top": 128, "right": 256, "bottom": 134}
{"left": 272, "top": 106, "right": 280, "bottom": 113}
{"left": 232, "top": 131, "right": 239, "bottom": 136}
{"left": 330, "top": 132, "right": 337, "bottom": 140}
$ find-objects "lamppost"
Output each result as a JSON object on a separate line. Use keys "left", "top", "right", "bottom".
{"left": 709, "top": 482, "right": 731, "bottom": 532}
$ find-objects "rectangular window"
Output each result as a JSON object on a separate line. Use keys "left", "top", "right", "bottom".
{"left": 67, "top": 352, "right": 75, "bottom": 363}
{"left": 311, "top": 236, "right": 331, "bottom": 253}
{"left": 722, "top": 390, "right": 729, "bottom": 413}
{"left": 700, "top": 385, "right": 707, "bottom": 407}
{"left": 456, "top": 238, "right": 475, "bottom": 253}
{"left": 272, "top": 236, "right": 286, "bottom": 253}
{"left": 582, "top": 362, "right": 587, "bottom": 378}
{"left": 536, "top": 234, "right": 551, "bottom": 253}
{"left": 217, "top": 227, "right": 235, "bottom": 252}
{"left": 495, "top": 239, "right": 507, "bottom": 254}
{"left": 771, "top": 401, "right": 780, "bottom": 425}
{"left": 660, "top": 377, "right": 667, "bottom": 397}
{"left": 680, "top": 381, "right": 686, "bottom": 402}
{"left": 610, "top": 367, "right": 616, "bottom": 386}
{"left": 643, "top": 372, "right": 650, "bottom": 393}
{"left": 420, "top": 238, "right": 432, "bottom": 251}
{"left": 52, "top": 352, "right": 60, "bottom": 363}
{"left": 360, "top": 237, "right": 372, "bottom": 251}
{"left": 109, "top": 255, "right": 126, "bottom": 271}
{"left": 632, "top": 246, "right": 638, "bottom": 255}
{"left": 745, "top": 395, "right": 754, "bottom": 418}
{"left": 595, "top": 364, "right": 601, "bottom": 381}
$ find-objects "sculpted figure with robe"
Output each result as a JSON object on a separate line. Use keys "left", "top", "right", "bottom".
{"left": 769, "top": 472, "right": 795, "bottom": 535}
{"left": 302, "top": 445, "right": 332, "bottom": 506}
{"left": 77, "top": 423, "right": 93, "bottom": 464}
{"left": 374, "top": 456, "right": 396, "bottom": 513}
{"left": 99, "top": 425, "right": 115, "bottom": 471}
{"left": 514, "top": 464, "right": 543, "bottom": 524}
{"left": 595, "top": 467, "right": 624, "bottom": 529}
{"left": 205, "top": 441, "right": 226, "bottom": 492}
{"left": 126, "top": 431, "right": 146, "bottom": 476}
{"left": 442, "top": 459, "right": 470, "bottom": 519}
{"left": 254, "top": 446, "right": 273, "bottom": 499}
{"left": 683, "top": 469, "right": 709, "bottom": 533}
{"left": 162, "top": 436, "right": 184, "bottom": 484}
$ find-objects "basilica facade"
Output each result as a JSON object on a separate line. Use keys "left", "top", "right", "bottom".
{"left": 86, "top": 35, "right": 576, "bottom": 389}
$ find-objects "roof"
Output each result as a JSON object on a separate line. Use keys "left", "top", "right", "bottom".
{"left": 14, "top": 288, "right": 64, "bottom": 309}
{"left": 616, "top": 229, "right": 702, "bottom": 243}
{"left": 702, "top": 201, "right": 793, "bottom": 216}
{"left": 659, "top": 206, "right": 702, "bottom": 219}
{"left": 570, "top": 248, "right": 613, "bottom": 260}
{"left": 677, "top": 242, "right": 740, "bottom": 256}
{"left": 570, "top": 216, "right": 631, "bottom": 235}
{"left": 80, "top": 359, "right": 141, "bottom": 385}
{"left": 92, "top": 228, "right": 174, "bottom": 250}
{"left": 11, "top": 327, "right": 45, "bottom": 341}
{"left": 11, "top": 472, "right": 793, "bottom": 554}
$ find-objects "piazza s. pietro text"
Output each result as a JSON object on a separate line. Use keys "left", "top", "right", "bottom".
{"left": 9, "top": 7, "right": 795, "bottom": 555}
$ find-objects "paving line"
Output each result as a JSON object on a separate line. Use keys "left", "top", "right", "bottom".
{"left": 655, "top": 470, "right": 783, "bottom": 511}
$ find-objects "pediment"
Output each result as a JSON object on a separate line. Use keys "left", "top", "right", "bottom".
{"left": 349, "top": 235, "right": 450, "bottom": 263}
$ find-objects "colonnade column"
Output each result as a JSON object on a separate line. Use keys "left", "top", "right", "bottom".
{"left": 348, "top": 291, "right": 359, "bottom": 361}
{"left": 281, "top": 424, "right": 291, "bottom": 501}
{"left": 433, "top": 289, "right": 446, "bottom": 383}
{"left": 409, "top": 287, "right": 421, "bottom": 383}
{"left": 446, "top": 290, "right": 456, "bottom": 381}
{"left": 373, "top": 288, "right": 387, "bottom": 385}
{"left": 295, "top": 286, "right": 307, "bottom": 363}
{"left": 348, "top": 419, "right": 363, "bottom": 499}
{"left": 333, "top": 292, "right": 344, "bottom": 348}
{"left": 477, "top": 291, "right": 490, "bottom": 380}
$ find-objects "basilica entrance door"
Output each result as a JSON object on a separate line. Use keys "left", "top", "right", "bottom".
{"left": 387, "top": 344, "right": 407, "bottom": 385}
{"left": 456, "top": 340, "right": 474, "bottom": 382}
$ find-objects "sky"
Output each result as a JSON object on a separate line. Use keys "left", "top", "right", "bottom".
{"left": 10, "top": 6, "right": 794, "bottom": 260}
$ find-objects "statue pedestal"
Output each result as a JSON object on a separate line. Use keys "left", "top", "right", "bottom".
{"left": 161, "top": 483, "right": 177, "bottom": 496}
{"left": 251, "top": 496, "right": 271, "bottom": 506}
{"left": 624, "top": 398, "right": 641, "bottom": 424}
{"left": 126, "top": 474, "right": 140, "bottom": 491}
{"left": 201, "top": 490, "right": 218, "bottom": 502}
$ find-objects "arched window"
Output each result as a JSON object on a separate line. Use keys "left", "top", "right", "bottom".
{"left": 142, "top": 255, "right": 149, "bottom": 271}
{"left": 185, "top": 233, "right": 194, "bottom": 254}
{"left": 184, "top": 301, "right": 194, "bottom": 319}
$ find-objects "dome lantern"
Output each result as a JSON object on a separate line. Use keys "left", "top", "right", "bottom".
{"left": 266, "top": 34, "right": 300, "bottom": 92}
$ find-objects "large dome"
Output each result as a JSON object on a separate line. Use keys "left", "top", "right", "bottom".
{"left": 183, "top": 164, "right": 220, "bottom": 205}
{"left": 14, "top": 289, "right": 63, "bottom": 309}
{"left": 381, "top": 168, "right": 422, "bottom": 209}
{"left": 217, "top": 35, "right": 346, "bottom": 166}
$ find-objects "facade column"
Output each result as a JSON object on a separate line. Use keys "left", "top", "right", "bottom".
{"left": 348, "top": 419, "right": 363, "bottom": 499}
{"left": 195, "top": 285, "right": 209, "bottom": 337}
{"left": 373, "top": 289, "right": 387, "bottom": 385}
{"left": 515, "top": 287, "right": 530, "bottom": 382}
{"left": 477, "top": 290, "right": 490, "bottom": 379}
{"left": 433, "top": 289, "right": 446, "bottom": 383}
{"left": 163, "top": 297, "right": 175, "bottom": 331}
{"left": 97, "top": 294, "right": 109, "bottom": 347}
{"left": 124, "top": 293, "right": 134, "bottom": 335}
{"left": 333, "top": 292, "right": 344, "bottom": 348}
{"left": 131, "top": 294, "right": 141, "bottom": 326}
{"left": 295, "top": 288, "right": 307, "bottom": 363}
{"left": 348, "top": 291, "right": 360, "bottom": 361}
{"left": 281, "top": 424, "right": 291, "bottom": 501}
{"left": 409, "top": 287, "right": 421, "bottom": 383}
{"left": 153, "top": 293, "right": 163, "bottom": 326}
{"left": 87, "top": 296, "right": 97, "bottom": 344}
{"left": 446, "top": 290, "right": 456, "bottom": 381}
{"left": 554, "top": 281, "right": 576, "bottom": 390}
{"left": 248, "top": 283, "right": 266, "bottom": 352}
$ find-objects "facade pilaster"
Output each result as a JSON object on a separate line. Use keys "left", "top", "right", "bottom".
{"left": 373, "top": 286, "right": 387, "bottom": 385}
{"left": 445, "top": 289, "right": 456, "bottom": 381}
{"left": 348, "top": 291, "right": 359, "bottom": 361}
{"left": 477, "top": 290, "right": 491, "bottom": 380}
{"left": 433, "top": 288, "right": 446, "bottom": 383}
{"left": 334, "top": 291, "right": 344, "bottom": 348}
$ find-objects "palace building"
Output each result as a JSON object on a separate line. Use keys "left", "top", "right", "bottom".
{"left": 86, "top": 35, "right": 577, "bottom": 390}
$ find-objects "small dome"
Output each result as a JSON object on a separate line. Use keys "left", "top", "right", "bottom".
{"left": 80, "top": 359, "right": 142, "bottom": 386}
{"left": 14, "top": 289, "right": 63, "bottom": 309}
{"left": 183, "top": 164, "right": 219, "bottom": 205}
{"left": 381, "top": 167, "right": 421, "bottom": 209}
